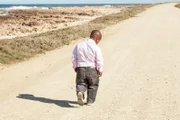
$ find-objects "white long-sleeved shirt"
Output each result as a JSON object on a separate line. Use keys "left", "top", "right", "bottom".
{"left": 72, "top": 39, "right": 103, "bottom": 72}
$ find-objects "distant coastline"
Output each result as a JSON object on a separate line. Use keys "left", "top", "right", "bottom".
{"left": 0, "top": 4, "right": 152, "bottom": 16}
{"left": 0, "top": 5, "right": 125, "bottom": 38}
{"left": 0, "top": 3, "right": 151, "bottom": 9}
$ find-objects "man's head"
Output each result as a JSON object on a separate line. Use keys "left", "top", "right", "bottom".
{"left": 90, "top": 30, "right": 102, "bottom": 44}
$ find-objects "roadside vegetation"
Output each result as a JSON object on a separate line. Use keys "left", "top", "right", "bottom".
{"left": 175, "top": 3, "right": 180, "bottom": 8}
{"left": 0, "top": 5, "right": 153, "bottom": 64}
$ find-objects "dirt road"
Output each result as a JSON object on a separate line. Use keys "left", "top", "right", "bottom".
{"left": 1, "top": 3, "right": 180, "bottom": 120}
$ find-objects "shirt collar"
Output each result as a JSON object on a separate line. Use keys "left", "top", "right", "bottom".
{"left": 88, "top": 38, "right": 96, "bottom": 44}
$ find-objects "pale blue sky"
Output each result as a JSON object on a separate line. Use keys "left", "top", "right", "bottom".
{"left": 0, "top": 0, "right": 179, "bottom": 4}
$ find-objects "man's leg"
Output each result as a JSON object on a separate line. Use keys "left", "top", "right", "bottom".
{"left": 76, "top": 68, "right": 87, "bottom": 106}
{"left": 76, "top": 68, "right": 87, "bottom": 93}
{"left": 87, "top": 68, "right": 99, "bottom": 104}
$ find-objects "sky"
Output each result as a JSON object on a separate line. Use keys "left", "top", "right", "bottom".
{"left": 0, "top": 0, "right": 179, "bottom": 4}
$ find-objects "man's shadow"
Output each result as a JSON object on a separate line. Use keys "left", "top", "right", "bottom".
{"left": 17, "top": 94, "right": 78, "bottom": 108}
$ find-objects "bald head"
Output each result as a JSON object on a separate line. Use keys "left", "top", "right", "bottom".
{"left": 90, "top": 30, "right": 102, "bottom": 44}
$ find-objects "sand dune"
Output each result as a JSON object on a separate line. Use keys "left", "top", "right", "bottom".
{"left": 0, "top": 3, "right": 180, "bottom": 120}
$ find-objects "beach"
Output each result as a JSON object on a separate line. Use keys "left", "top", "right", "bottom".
{"left": 0, "top": 6, "right": 124, "bottom": 39}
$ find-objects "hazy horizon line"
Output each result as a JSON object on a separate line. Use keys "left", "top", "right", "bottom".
{"left": 0, "top": 2, "right": 159, "bottom": 4}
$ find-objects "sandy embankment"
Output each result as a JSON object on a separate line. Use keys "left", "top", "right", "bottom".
{"left": 0, "top": 6, "right": 124, "bottom": 39}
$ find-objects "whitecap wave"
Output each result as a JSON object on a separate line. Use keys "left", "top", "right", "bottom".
{"left": 6, "top": 6, "right": 48, "bottom": 10}
{"left": 103, "top": 5, "right": 112, "bottom": 7}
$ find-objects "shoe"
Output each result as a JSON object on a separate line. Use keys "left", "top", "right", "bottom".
{"left": 77, "top": 92, "right": 84, "bottom": 106}
{"left": 86, "top": 102, "right": 94, "bottom": 106}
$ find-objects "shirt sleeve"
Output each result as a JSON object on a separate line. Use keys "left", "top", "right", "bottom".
{"left": 95, "top": 47, "right": 103, "bottom": 72}
{"left": 72, "top": 45, "right": 78, "bottom": 69}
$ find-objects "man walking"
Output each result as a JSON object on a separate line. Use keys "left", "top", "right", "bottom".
{"left": 72, "top": 30, "right": 103, "bottom": 106}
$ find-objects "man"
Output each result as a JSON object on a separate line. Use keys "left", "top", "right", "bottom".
{"left": 72, "top": 30, "right": 103, "bottom": 106}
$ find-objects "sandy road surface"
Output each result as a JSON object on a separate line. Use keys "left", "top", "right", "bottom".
{"left": 1, "top": 3, "right": 180, "bottom": 120}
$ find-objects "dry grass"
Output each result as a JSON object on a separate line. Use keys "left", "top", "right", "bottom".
{"left": 175, "top": 3, "right": 180, "bottom": 8}
{"left": 0, "top": 5, "right": 153, "bottom": 64}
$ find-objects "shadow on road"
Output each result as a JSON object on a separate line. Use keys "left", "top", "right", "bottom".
{"left": 17, "top": 94, "right": 78, "bottom": 108}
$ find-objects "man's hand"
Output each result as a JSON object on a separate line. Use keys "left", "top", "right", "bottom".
{"left": 99, "top": 72, "right": 103, "bottom": 77}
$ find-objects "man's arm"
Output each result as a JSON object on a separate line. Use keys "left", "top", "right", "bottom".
{"left": 96, "top": 47, "right": 103, "bottom": 77}
{"left": 72, "top": 46, "right": 78, "bottom": 72}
